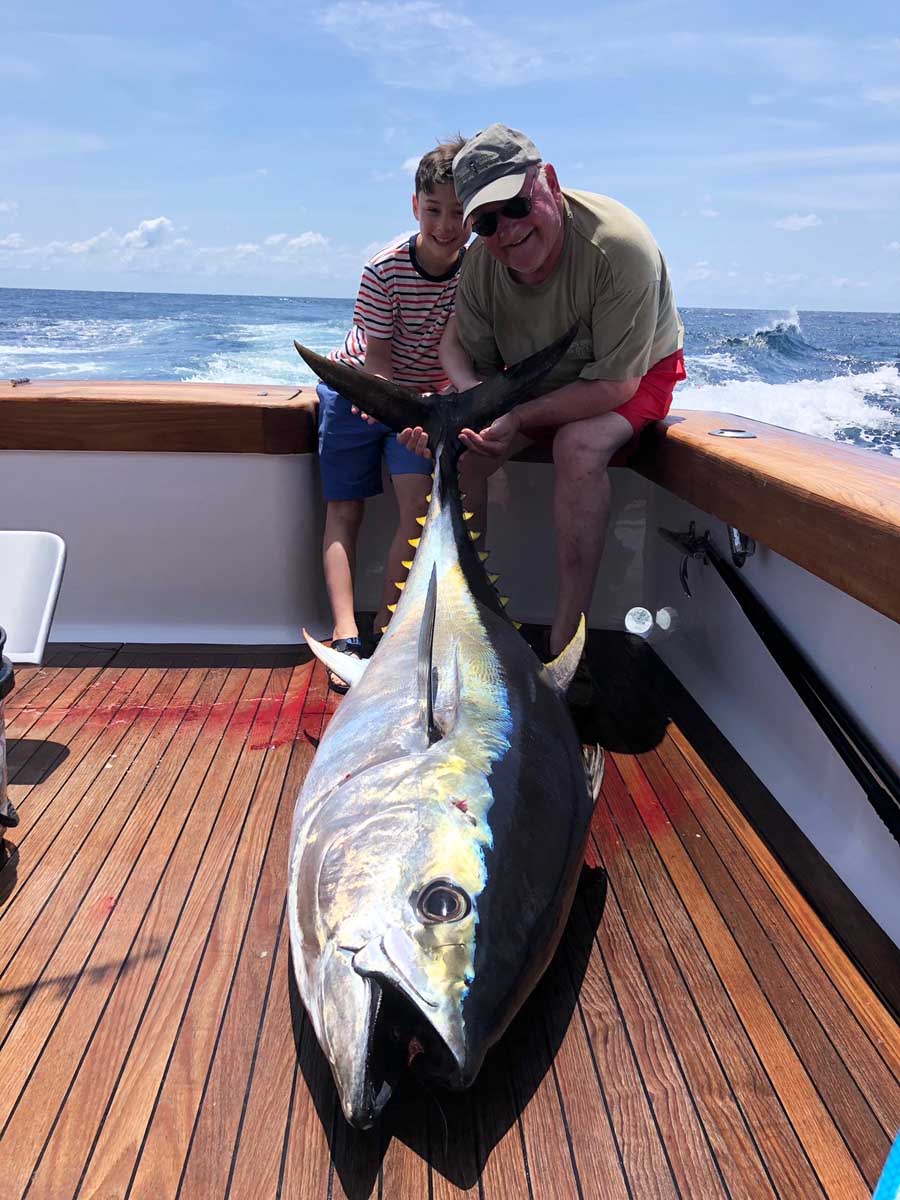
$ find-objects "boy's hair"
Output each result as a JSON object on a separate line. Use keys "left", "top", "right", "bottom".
{"left": 415, "top": 135, "right": 467, "bottom": 195}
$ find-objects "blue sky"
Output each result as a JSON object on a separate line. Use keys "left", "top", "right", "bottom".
{"left": 2, "top": 0, "right": 899, "bottom": 309}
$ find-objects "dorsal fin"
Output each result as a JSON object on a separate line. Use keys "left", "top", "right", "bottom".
{"left": 303, "top": 629, "right": 368, "bottom": 688}
{"left": 418, "top": 566, "right": 441, "bottom": 745}
{"left": 543, "top": 615, "right": 587, "bottom": 692}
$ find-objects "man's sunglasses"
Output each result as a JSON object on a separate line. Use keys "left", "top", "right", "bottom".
{"left": 471, "top": 173, "right": 537, "bottom": 238}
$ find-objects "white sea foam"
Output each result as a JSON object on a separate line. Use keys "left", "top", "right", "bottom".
{"left": 180, "top": 349, "right": 311, "bottom": 387}
{"left": 683, "top": 351, "right": 755, "bottom": 382}
{"left": 677, "top": 365, "right": 900, "bottom": 442}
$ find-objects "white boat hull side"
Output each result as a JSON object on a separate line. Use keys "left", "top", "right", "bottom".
{"left": 649, "top": 484, "right": 900, "bottom": 950}
{"left": 355, "top": 463, "right": 657, "bottom": 629}
{"left": 0, "top": 450, "right": 332, "bottom": 644}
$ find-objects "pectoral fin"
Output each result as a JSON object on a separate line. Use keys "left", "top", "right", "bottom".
{"left": 543, "top": 614, "right": 587, "bottom": 692}
{"left": 303, "top": 629, "right": 368, "bottom": 688}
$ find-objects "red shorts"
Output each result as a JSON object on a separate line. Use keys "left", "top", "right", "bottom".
{"left": 526, "top": 348, "right": 686, "bottom": 465}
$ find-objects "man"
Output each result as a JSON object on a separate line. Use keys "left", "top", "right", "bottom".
{"left": 402, "top": 123, "right": 684, "bottom": 704}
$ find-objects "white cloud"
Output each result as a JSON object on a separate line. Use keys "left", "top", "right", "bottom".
{"left": 0, "top": 218, "right": 331, "bottom": 279}
{"left": 700, "top": 208, "right": 720, "bottom": 219}
{"left": 773, "top": 213, "right": 822, "bottom": 231}
{"left": 401, "top": 156, "right": 420, "bottom": 176}
{"left": 886, "top": 241, "right": 900, "bottom": 252}
{"left": 685, "top": 261, "right": 714, "bottom": 282}
{"left": 0, "top": 200, "right": 18, "bottom": 216}
{"left": 121, "top": 216, "right": 177, "bottom": 249}
{"left": 830, "top": 276, "right": 870, "bottom": 289}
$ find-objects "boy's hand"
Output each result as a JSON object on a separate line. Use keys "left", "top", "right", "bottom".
{"left": 351, "top": 405, "right": 380, "bottom": 426}
{"left": 459, "top": 411, "right": 521, "bottom": 460}
{"left": 398, "top": 426, "right": 432, "bottom": 459}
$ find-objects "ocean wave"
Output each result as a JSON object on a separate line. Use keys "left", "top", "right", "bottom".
{"left": 721, "top": 308, "right": 822, "bottom": 360}
{"left": 677, "top": 365, "right": 900, "bottom": 449}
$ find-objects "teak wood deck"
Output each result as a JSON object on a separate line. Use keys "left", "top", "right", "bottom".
{"left": 0, "top": 636, "right": 898, "bottom": 1199}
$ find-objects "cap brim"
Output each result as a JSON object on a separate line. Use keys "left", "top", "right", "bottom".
{"left": 462, "top": 172, "right": 527, "bottom": 223}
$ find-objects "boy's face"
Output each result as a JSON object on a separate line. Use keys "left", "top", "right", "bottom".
{"left": 412, "top": 182, "right": 467, "bottom": 263}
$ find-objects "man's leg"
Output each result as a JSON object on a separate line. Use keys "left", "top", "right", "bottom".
{"left": 323, "top": 500, "right": 365, "bottom": 640}
{"left": 549, "top": 412, "right": 633, "bottom": 657}
{"left": 375, "top": 472, "right": 431, "bottom": 635}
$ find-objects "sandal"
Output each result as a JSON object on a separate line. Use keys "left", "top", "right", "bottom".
{"left": 327, "top": 637, "right": 364, "bottom": 695}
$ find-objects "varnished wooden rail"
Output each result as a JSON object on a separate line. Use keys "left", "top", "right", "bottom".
{"left": 2, "top": 383, "right": 898, "bottom": 621}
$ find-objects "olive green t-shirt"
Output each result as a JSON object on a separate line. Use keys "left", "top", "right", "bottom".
{"left": 455, "top": 188, "right": 683, "bottom": 389}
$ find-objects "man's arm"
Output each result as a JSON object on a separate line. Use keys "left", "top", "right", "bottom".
{"left": 439, "top": 316, "right": 482, "bottom": 391}
{"left": 458, "top": 375, "right": 640, "bottom": 459}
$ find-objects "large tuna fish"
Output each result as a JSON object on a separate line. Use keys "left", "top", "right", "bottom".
{"left": 288, "top": 335, "right": 603, "bottom": 1129}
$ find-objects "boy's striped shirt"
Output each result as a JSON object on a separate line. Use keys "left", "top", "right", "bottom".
{"left": 331, "top": 234, "right": 464, "bottom": 392}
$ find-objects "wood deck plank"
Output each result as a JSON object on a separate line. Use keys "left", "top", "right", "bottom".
{"left": 0, "top": 642, "right": 895, "bottom": 1199}
{"left": 0, "top": 663, "right": 170, "bottom": 982}
{"left": 0, "top": 666, "right": 245, "bottom": 1197}
{"left": 540, "top": 899, "right": 632, "bottom": 1200}
{"left": 279, "top": 662, "right": 354, "bottom": 1200}
{"left": 2, "top": 667, "right": 260, "bottom": 1197}
{"left": 612, "top": 750, "right": 870, "bottom": 1199}
{"left": 564, "top": 887, "right": 680, "bottom": 1200}
{"left": 175, "top": 666, "right": 316, "bottom": 1200}
{"left": 649, "top": 735, "right": 900, "bottom": 1161}
{"left": 0, "top": 665, "right": 213, "bottom": 1088}
{"left": 4, "top": 658, "right": 135, "bottom": 826}
{"left": 127, "top": 665, "right": 295, "bottom": 1198}
{"left": 665, "top": 722, "right": 900, "bottom": 1085}
{"left": 598, "top": 757, "right": 827, "bottom": 1199}
{"left": 73, "top": 667, "right": 279, "bottom": 1198}
{"left": 5, "top": 660, "right": 123, "bottom": 799}
{"left": 589, "top": 785, "right": 777, "bottom": 1200}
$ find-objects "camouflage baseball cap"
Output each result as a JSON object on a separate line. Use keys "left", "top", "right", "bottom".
{"left": 452, "top": 124, "right": 542, "bottom": 222}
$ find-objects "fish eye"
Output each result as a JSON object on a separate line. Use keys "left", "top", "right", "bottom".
{"left": 416, "top": 880, "right": 471, "bottom": 924}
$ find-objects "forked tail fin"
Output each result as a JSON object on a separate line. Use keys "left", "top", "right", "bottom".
{"left": 294, "top": 325, "right": 577, "bottom": 453}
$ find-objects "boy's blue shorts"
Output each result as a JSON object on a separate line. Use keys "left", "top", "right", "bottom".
{"left": 316, "top": 382, "right": 432, "bottom": 501}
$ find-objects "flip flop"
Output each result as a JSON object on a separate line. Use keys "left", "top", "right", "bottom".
{"left": 327, "top": 636, "right": 365, "bottom": 694}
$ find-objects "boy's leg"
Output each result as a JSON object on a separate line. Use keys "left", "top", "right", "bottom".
{"left": 375, "top": 472, "right": 431, "bottom": 636}
{"left": 317, "top": 381, "right": 386, "bottom": 648}
{"left": 323, "top": 500, "right": 365, "bottom": 640}
{"left": 380, "top": 433, "right": 434, "bottom": 636}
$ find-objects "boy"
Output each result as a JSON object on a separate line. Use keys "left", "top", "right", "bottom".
{"left": 315, "top": 137, "right": 468, "bottom": 692}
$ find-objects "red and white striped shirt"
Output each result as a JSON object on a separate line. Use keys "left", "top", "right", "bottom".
{"left": 331, "top": 235, "right": 464, "bottom": 392}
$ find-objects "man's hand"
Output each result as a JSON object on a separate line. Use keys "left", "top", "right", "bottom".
{"left": 459, "top": 410, "right": 521, "bottom": 461}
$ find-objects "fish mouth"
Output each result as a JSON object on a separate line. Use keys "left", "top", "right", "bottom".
{"left": 359, "top": 979, "right": 463, "bottom": 1125}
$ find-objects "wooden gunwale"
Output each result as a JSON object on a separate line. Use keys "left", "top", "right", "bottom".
{"left": 0, "top": 636, "right": 896, "bottom": 1198}
{"left": 2, "top": 382, "right": 898, "bottom": 619}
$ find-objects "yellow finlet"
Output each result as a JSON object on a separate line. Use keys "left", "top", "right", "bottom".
{"left": 463, "top": 511, "right": 474, "bottom": 521}
{"left": 380, "top": 625, "right": 388, "bottom": 634}
{"left": 499, "top": 596, "right": 510, "bottom": 608}
{"left": 478, "top": 551, "right": 490, "bottom": 563}
{"left": 401, "top": 559, "right": 413, "bottom": 570}
{"left": 468, "top": 530, "right": 481, "bottom": 541}
{"left": 425, "top": 493, "right": 432, "bottom": 502}
{"left": 408, "top": 537, "right": 421, "bottom": 548}
{"left": 387, "top": 603, "right": 397, "bottom": 613}
{"left": 415, "top": 516, "right": 427, "bottom": 527}
{"left": 488, "top": 573, "right": 500, "bottom": 584}
{"left": 395, "top": 581, "right": 405, "bottom": 591}
{"left": 512, "top": 620, "right": 522, "bottom": 630}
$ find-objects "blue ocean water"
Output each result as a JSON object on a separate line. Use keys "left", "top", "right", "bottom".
{"left": 1, "top": 287, "right": 898, "bottom": 456}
